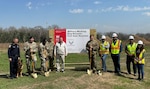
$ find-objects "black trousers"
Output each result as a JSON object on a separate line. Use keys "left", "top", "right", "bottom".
{"left": 10, "top": 57, "right": 18, "bottom": 77}
{"left": 111, "top": 54, "right": 120, "bottom": 73}
{"left": 126, "top": 55, "right": 136, "bottom": 74}
{"left": 10, "top": 61, "right": 18, "bottom": 77}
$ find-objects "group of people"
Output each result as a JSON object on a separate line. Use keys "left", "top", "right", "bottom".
{"left": 86, "top": 33, "right": 146, "bottom": 81}
{"left": 7, "top": 32, "right": 146, "bottom": 81}
{"left": 8, "top": 36, "right": 67, "bottom": 79}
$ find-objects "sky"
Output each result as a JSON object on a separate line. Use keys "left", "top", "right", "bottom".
{"left": 0, "top": 0, "right": 150, "bottom": 34}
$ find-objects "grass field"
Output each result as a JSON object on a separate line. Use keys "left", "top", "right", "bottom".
{"left": 0, "top": 45, "right": 150, "bottom": 89}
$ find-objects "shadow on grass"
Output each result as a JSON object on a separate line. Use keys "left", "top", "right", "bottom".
{"left": 71, "top": 66, "right": 89, "bottom": 71}
{"left": 0, "top": 74, "right": 9, "bottom": 79}
{"left": 0, "top": 73, "right": 31, "bottom": 79}
{"left": 106, "top": 70, "right": 114, "bottom": 73}
{"left": 116, "top": 71, "right": 138, "bottom": 80}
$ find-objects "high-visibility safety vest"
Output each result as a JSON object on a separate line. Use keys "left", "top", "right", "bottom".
{"left": 127, "top": 43, "right": 137, "bottom": 55}
{"left": 111, "top": 40, "right": 121, "bottom": 54}
{"left": 135, "top": 49, "right": 146, "bottom": 64}
{"left": 99, "top": 41, "right": 109, "bottom": 54}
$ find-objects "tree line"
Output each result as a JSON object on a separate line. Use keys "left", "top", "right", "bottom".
{"left": 97, "top": 32, "right": 150, "bottom": 41}
{"left": 0, "top": 26, "right": 149, "bottom": 43}
{"left": 0, "top": 25, "right": 59, "bottom": 43}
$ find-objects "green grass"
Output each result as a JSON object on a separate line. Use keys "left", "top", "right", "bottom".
{"left": 0, "top": 46, "right": 150, "bottom": 89}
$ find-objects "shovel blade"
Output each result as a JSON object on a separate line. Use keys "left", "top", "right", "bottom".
{"left": 44, "top": 72, "right": 50, "bottom": 77}
{"left": 97, "top": 70, "right": 102, "bottom": 76}
{"left": 31, "top": 73, "right": 38, "bottom": 78}
{"left": 87, "top": 69, "right": 93, "bottom": 75}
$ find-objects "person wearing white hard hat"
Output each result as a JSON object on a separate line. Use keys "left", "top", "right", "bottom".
{"left": 112, "top": 33, "right": 118, "bottom": 38}
{"left": 125, "top": 35, "right": 137, "bottom": 76}
{"left": 99, "top": 35, "right": 110, "bottom": 72}
{"left": 135, "top": 40, "right": 146, "bottom": 81}
{"left": 110, "top": 33, "right": 122, "bottom": 75}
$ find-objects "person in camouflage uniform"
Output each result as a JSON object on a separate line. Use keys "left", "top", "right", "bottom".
{"left": 39, "top": 38, "right": 48, "bottom": 73}
{"left": 24, "top": 36, "right": 38, "bottom": 75}
{"left": 45, "top": 37, "right": 55, "bottom": 71}
{"left": 86, "top": 35, "right": 99, "bottom": 73}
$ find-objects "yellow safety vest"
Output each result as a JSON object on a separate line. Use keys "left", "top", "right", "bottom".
{"left": 99, "top": 41, "right": 109, "bottom": 54}
{"left": 135, "top": 49, "right": 146, "bottom": 64}
{"left": 127, "top": 43, "right": 137, "bottom": 55}
{"left": 111, "top": 40, "right": 121, "bottom": 54}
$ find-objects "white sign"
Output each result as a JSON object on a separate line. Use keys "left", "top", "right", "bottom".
{"left": 66, "top": 29, "right": 90, "bottom": 53}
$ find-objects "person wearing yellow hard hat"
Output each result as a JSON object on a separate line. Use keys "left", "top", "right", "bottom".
{"left": 125, "top": 35, "right": 137, "bottom": 76}
{"left": 135, "top": 40, "right": 146, "bottom": 81}
{"left": 99, "top": 35, "right": 110, "bottom": 72}
{"left": 110, "top": 33, "right": 122, "bottom": 75}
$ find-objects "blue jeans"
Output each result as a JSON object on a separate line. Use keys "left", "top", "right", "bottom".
{"left": 137, "top": 64, "right": 144, "bottom": 79}
{"left": 111, "top": 54, "right": 121, "bottom": 73}
{"left": 101, "top": 54, "right": 108, "bottom": 71}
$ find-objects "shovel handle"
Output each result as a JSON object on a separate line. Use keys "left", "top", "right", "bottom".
{"left": 89, "top": 49, "right": 93, "bottom": 70}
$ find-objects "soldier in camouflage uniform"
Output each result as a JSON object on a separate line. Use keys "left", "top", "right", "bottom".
{"left": 24, "top": 36, "right": 38, "bottom": 75}
{"left": 86, "top": 35, "right": 99, "bottom": 73}
{"left": 39, "top": 38, "right": 48, "bottom": 72}
{"left": 45, "top": 37, "right": 55, "bottom": 71}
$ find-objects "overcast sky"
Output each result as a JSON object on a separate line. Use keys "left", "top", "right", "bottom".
{"left": 0, "top": 0, "right": 150, "bottom": 34}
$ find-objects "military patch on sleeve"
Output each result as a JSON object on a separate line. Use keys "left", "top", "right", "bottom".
{"left": 8, "top": 45, "right": 11, "bottom": 48}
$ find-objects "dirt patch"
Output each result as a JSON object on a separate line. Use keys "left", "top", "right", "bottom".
{"left": 17, "top": 81, "right": 50, "bottom": 89}
{"left": 16, "top": 72, "right": 146, "bottom": 89}
{"left": 52, "top": 72, "right": 146, "bottom": 89}
{"left": 105, "top": 35, "right": 150, "bottom": 45}
{"left": 123, "top": 35, "right": 150, "bottom": 45}
{"left": 106, "top": 36, "right": 112, "bottom": 43}
{"left": 52, "top": 73, "right": 121, "bottom": 89}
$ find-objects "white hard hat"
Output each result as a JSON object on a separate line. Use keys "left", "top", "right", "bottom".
{"left": 129, "top": 35, "right": 134, "bottom": 40}
{"left": 138, "top": 40, "right": 143, "bottom": 45}
{"left": 101, "top": 35, "right": 106, "bottom": 39}
{"left": 112, "top": 33, "right": 118, "bottom": 38}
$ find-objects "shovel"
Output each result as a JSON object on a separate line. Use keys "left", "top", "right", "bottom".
{"left": 44, "top": 71, "right": 50, "bottom": 77}
{"left": 97, "top": 70, "right": 102, "bottom": 76}
{"left": 87, "top": 48, "right": 93, "bottom": 75}
{"left": 31, "top": 73, "right": 38, "bottom": 78}
{"left": 97, "top": 57, "right": 102, "bottom": 76}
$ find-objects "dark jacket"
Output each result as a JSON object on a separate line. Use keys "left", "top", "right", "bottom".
{"left": 8, "top": 43, "right": 20, "bottom": 61}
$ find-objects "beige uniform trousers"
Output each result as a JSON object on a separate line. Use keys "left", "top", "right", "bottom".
{"left": 56, "top": 54, "right": 65, "bottom": 72}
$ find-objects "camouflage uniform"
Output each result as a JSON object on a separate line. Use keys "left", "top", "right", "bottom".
{"left": 45, "top": 41, "right": 54, "bottom": 70}
{"left": 39, "top": 43, "right": 48, "bottom": 72}
{"left": 24, "top": 41, "right": 38, "bottom": 74}
{"left": 86, "top": 40, "right": 99, "bottom": 71}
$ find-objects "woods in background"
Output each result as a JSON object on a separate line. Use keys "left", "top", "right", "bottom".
{"left": 0, "top": 25, "right": 59, "bottom": 43}
{"left": 0, "top": 25, "right": 149, "bottom": 43}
